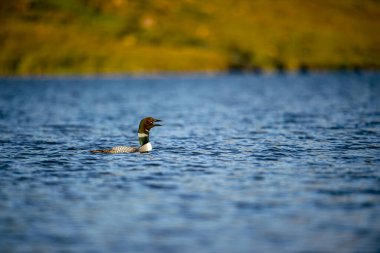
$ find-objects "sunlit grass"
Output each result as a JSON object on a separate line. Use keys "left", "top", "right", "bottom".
{"left": 0, "top": 0, "right": 379, "bottom": 75}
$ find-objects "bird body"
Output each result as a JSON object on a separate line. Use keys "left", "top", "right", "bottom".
{"left": 91, "top": 117, "right": 161, "bottom": 154}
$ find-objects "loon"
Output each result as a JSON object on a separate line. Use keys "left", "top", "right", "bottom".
{"left": 90, "top": 117, "right": 162, "bottom": 154}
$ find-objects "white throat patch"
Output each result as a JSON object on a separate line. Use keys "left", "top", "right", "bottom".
{"left": 138, "top": 133, "right": 148, "bottom": 137}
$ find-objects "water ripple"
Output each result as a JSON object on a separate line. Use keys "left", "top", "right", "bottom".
{"left": 0, "top": 73, "right": 379, "bottom": 253}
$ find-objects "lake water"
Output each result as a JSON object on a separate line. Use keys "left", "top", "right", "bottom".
{"left": 0, "top": 73, "right": 379, "bottom": 253}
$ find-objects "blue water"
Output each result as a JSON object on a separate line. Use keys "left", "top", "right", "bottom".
{"left": 0, "top": 73, "right": 379, "bottom": 253}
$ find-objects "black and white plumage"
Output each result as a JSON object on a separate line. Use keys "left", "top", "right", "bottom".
{"left": 90, "top": 117, "right": 161, "bottom": 154}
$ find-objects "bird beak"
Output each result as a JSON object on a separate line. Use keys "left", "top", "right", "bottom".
{"left": 153, "top": 119, "right": 162, "bottom": 127}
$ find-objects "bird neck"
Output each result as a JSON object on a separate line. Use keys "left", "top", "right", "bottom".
{"left": 138, "top": 132, "right": 150, "bottom": 146}
{"left": 137, "top": 120, "right": 151, "bottom": 147}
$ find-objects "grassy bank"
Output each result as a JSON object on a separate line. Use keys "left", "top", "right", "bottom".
{"left": 1, "top": 0, "right": 380, "bottom": 75}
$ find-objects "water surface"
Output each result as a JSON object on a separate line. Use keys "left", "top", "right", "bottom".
{"left": 0, "top": 73, "right": 379, "bottom": 253}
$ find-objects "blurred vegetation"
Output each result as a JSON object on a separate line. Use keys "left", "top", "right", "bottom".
{"left": 0, "top": 0, "right": 380, "bottom": 75}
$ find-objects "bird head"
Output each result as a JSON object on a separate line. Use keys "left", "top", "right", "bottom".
{"left": 138, "top": 117, "right": 162, "bottom": 134}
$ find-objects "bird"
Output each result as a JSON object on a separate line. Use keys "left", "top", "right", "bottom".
{"left": 90, "top": 117, "right": 162, "bottom": 154}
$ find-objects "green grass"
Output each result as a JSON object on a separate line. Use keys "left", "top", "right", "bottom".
{"left": 1, "top": 0, "right": 380, "bottom": 75}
